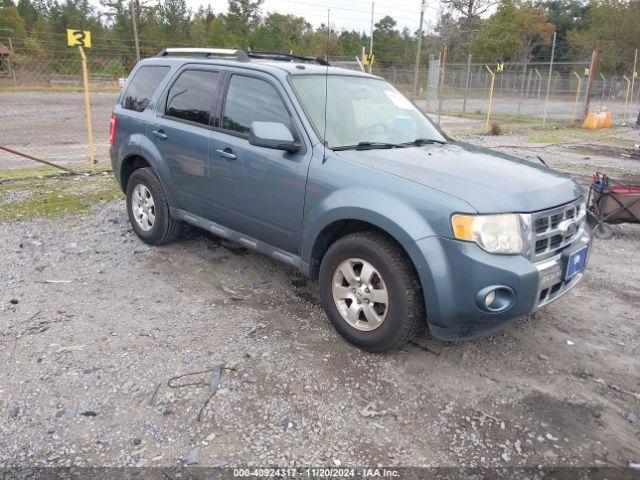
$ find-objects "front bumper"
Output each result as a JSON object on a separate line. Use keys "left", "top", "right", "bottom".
{"left": 405, "top": 227, "right": 592, "bottom": 341}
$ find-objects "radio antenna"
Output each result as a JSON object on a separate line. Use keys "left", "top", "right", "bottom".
{"left": 322, "top": 9, "right": 330, "bottom": 163}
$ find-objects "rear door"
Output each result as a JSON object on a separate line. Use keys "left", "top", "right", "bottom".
{"left": 148, "top": 65, "right": 222, "bottom": 217}
{"left": 208, "top": 71, "right": 312, "bottom": 254}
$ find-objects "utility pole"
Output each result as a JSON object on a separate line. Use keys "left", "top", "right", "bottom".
{"left": 412, "top": 0, "right": 426, "bottom": 97}
{"left": 131, "top": 0, "right": 141, "bottom": 63}
{"left": 369, "top": 1, "right": 374, "bottom": 74}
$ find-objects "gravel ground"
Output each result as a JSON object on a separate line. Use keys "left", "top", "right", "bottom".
{"left": 1, "top": 114, "right": 640, "bottom": 471}
{"left": 2, "top": 202, "right": 639, "bottom": 469}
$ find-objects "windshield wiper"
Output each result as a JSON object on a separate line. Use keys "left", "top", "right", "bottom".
{"left": 332, "top": 141, "right": 408, "bottom": 151}
{"left": 403, "top": 138, "right": 447, "bottom": 146}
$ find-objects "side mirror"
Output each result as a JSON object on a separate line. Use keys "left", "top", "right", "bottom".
{"left": 248, "top": 121, "right": 300, "bottom": 153}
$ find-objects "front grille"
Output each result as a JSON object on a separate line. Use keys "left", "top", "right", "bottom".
{"left": 531, "top": 198, "right": 585, "bottom": 261}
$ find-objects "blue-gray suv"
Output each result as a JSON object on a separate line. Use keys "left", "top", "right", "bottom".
{"left": 110, "top": 48, "right": 592, "bottom": 352}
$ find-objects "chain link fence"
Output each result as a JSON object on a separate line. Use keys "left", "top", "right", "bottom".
{"left": 425, "top": 57, "right": 640, "bottom": 125}
{"left": 0, "top": 36, "right": 128, "bottom": 172}
{"left": 330, "top": 58, "right": 429, "bottom": 101}
{"left": 2, "top": 41, "right": 639, "bottom": 176}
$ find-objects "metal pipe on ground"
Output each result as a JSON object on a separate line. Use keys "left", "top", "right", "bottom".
{"left": 0, "top": 145, "right": 79, "bottom": 175}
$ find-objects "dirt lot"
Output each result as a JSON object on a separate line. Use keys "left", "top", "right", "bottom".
{"left": 0, "top": 91, "right": 115, "bottom": 169}
{"left": 1, "top": 110, "right": 640, "bottom": 472}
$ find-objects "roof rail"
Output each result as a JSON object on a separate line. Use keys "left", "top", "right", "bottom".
{"left": 155, "top": 48, "right": 330, "bottom": 66}
{"left": 246, "top": 51, "right": 330, "bottom": 66}
{"left": 157, "top": 48, "right": 249, "bottom": 61}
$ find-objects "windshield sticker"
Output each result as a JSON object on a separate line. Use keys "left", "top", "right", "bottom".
{"left": 384, "top": 90, "right": 415, "bottom": 110}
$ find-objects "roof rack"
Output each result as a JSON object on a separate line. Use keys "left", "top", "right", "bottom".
{"left": 155, "top": 48, "right": 330, "bottom": 66}
{"left": 157, "top": 48, "right": 249, "bottom": 61}
{"left": 246, "top": 51, "right": 330, "bottom": 66}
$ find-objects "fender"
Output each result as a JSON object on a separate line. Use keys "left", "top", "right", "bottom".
{"left": 301, "top": 188, "right": 437, "bottom": 264}
{"left": 114, "top": 132, "right": 145, "bottom": 185}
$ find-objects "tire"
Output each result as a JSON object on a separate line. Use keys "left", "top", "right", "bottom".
{"left": 318, "top": 231, "right": 425, "bottom": 353}
{"left": 126, "top": 167, "right": 181, "bottom": 245}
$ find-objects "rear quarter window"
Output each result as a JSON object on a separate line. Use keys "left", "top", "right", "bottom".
{"left": 122, "top": 65, "right": 170, "bottom": 112}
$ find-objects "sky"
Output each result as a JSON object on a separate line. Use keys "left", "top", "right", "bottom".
{"left": 183, "top": 0, "right": 443, "bottom": 34}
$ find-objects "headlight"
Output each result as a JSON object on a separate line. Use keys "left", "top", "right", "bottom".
{"left": 451, "top": 213, "right": 526, "bottom": 254}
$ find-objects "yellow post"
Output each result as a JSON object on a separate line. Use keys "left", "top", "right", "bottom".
{"left": 78, "top": 46, "right": 95, "bottom": 172}
{"left": 623, "top": 75, "right": 632, "bottom": 123}
{"left": 571, "top": 71, "right": 582, "bottom": 125}
{"left": 484, "top": 65, "right": 496, "bottom": 132}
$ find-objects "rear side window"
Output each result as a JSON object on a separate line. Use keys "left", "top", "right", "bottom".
{"left": 122, "top": 66, "right": 170, "bottom": 112}
{"left": 222, "top": 75, "right": 290, "bottom": 135}
{"left": 165, "top": 70, "right": 220, "bottom": 126}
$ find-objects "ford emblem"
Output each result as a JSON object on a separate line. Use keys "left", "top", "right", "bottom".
{"left": 559, "top": 219, "right": 578, "bottom": 236}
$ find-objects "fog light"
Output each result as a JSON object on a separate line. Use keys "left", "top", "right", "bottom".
{"left": 476, "top": 286, "right": 515, "bottom": 313}
{"left": 485, "top": 290, "right": 496, "bottom": 307}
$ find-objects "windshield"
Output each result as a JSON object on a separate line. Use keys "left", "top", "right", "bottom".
{"left": 290, "top": 74, "right": 446, "bottom": 149}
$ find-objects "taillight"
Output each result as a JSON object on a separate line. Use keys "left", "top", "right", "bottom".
{"left": 109, "top": 113, "right": 118, "bottom": 145}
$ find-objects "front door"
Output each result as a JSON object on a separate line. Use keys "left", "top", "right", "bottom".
{"left": 148, "top": 67, "right": 221, "bottom": 217}
{"left": 208, "top": 72, "right": 312, "bottom": 254}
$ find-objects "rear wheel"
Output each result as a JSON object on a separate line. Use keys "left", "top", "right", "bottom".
{"left": 126, "top": 167, "right": 181, "bottom": 245}
{"left": 319, "top": 232, "right": 424, "bottom": 352}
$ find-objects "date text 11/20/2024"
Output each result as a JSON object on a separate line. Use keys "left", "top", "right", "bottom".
{"left": 232, "top": 468, "right": 400, "bottom": 477}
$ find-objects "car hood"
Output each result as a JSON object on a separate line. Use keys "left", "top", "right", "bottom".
{"left": 335, "top": 142, "right": 583, "bottom": 213}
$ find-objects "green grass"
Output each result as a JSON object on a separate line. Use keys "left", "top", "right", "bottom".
{"left": 0, "top": 170, "right": 123, "bottom": 223}
{"left": 0, "top": 163, "right": 112, "bottom": 181}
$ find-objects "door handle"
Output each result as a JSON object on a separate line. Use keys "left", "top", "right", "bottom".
{"left": 152, "top": 130, "right": 168, "bottom": 140}
{"left": 216, "top": 148, "right": 237, "bottom": 160}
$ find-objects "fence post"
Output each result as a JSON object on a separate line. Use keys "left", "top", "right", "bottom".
{"left": 534, "top": 69, "right": 542, "bottom": 119}
{"left": 599, "top": 73, "right": 606, "bottom": 110}
{"left": 623, "top": 75, "right": 632, "bottom": 123}
{"left": 8, "top": 37, "right": 17, "bottom": 88}
{"left": 631, "top": 49, "right": 638, "bottom": 110}
{"left": 437, "top": 45, "right": 447, "bottom": 125}
{"left": 543, "top": 31, "right": 557, "bottom": 125}
{"left": 462, "top": 54, "right": 471, "bottom": 115}
{"left": 485, "top": 65, "right": 496, "bottom": 131}
{"left": 572, "top": 71, "right": 582, "bottom": 125}
{"left": 608, "top": 75, "right": 615, "bottom": 103}
{"left": 517, "top": 61, "right": 527, "bottom": 115}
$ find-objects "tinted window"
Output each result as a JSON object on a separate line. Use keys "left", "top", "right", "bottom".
{"left": 122, "top": 66, "right": 170, "bottom": 112}
{"left": 165, "top": 70, "right": 220, "bottom": 125}
{"left": 223, "top": 76, "right": 290, "bottom": 135}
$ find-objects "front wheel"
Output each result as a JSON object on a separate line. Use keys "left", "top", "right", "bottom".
{"left": 126, "top": 167, "right": 181, "bottom": 245}
{"left": 318, "top": 232, "right": 425, "bottom": 353}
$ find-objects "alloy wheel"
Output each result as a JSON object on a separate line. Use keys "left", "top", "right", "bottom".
{"left": 131, "top": 183, "right": 156, "bottom": 231}
{"left": 331, "top": 257, "right": 389, "bottom": 331}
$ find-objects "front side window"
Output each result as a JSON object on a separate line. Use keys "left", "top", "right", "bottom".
{"left": 222, "top": 75, "right": 291, "bottom": 135}
{"left": 122, "top": 66, "right": 170, "bottom": 112}
{"left": 165, "top": 70, "right": 220, "bottom": 126}
{"left": 290, "top": 75, "right": 446, "bottom": 149}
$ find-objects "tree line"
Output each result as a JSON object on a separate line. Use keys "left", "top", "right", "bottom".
{"left": 0, "top": 0, "right": 639, "bottom": 74}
